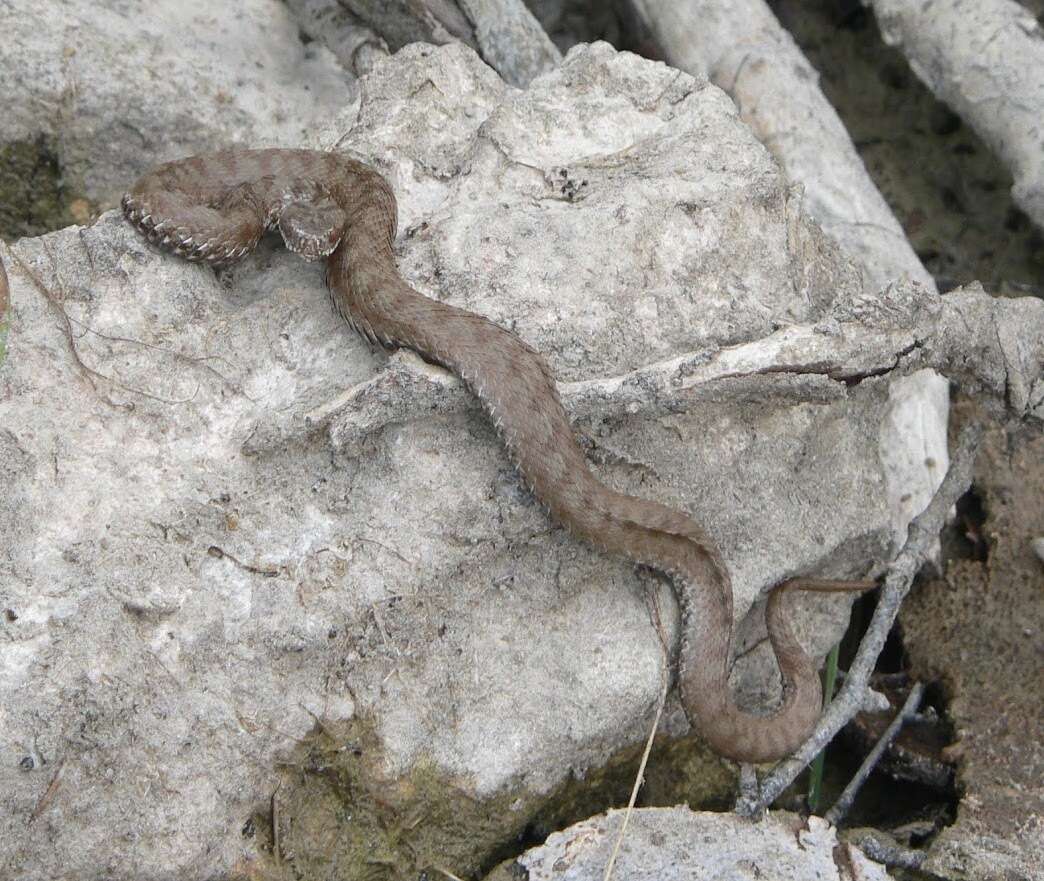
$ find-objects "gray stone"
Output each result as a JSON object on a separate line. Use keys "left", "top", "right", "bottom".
{"left": 503, "top": 807, "right": 890, "bottom": 880}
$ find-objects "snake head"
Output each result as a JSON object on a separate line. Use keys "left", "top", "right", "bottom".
{"left": 277, "top": 197, "right": 345, "bottom": 261}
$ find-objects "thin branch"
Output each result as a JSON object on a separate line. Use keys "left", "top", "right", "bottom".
{"left": 456, "top": 0, "right": 562, "bottom": 87}
{"left": 605, "top": 584, "right": 671, "bottom": 881}
{"left": 603, "top": 688, "right": 666, "bottom": 881}
{"left": 824, "top": 682, "right": 925, "bottom": 826}
{"left": 248, "top": 283, "right": 1044, "bottom": 458}
{"left": 27, "top": 758, "right": 66, "bottom": 826}
{"left": 735, "top": 421, "right": 983, "bottom": 817}
{"left": 736, "top": 763, "right": 758, "bottom": 807}
{"left": 850, "top": 832, "right": 927, "bottom": 870}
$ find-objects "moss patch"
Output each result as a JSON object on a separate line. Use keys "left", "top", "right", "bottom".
{"left": 0, "top": 136, "right": 88, "bottom": 240}
{"left": 249, "top": 717, "right": 533, "bottom": 881}
{"left": 245, "top": 716, "right": 737, "bottom": 881}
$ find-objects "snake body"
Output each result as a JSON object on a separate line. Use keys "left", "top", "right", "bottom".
{"left": 124, "top": 148, "right": 847, "bottom": 763}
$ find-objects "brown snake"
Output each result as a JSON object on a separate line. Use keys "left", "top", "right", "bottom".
{"left": 123, "top": 148, "right": 869, "bottom": 763}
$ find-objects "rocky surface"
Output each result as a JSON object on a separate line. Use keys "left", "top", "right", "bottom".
{"left": 627, "top": 0, "right": 937, "bottom": 297}
{"left": 4, "top": 28, "right": 1040, "bottom": 881}
{"left": 485, "top": 807, "right": 890, "bottom": 880}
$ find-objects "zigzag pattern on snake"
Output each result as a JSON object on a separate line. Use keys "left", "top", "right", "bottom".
{"left": 123, "top": 148, "right": 868, "bottom": 763}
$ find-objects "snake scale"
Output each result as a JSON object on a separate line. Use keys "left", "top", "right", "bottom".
{"left": 123, "top": 148, "right": 867, "bottom": 763}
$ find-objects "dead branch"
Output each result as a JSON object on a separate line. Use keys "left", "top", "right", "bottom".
{"left": 339, "top": 0, "right": 559, "bottom": 86}
{"left": 824, "top": 681, "right": 924, "bottom": 826}
{"left": 849, "top": 831, "right": 927, "bottom": 870}
{"left": 866, "top": 0, "right": 1044, "bottom": 231}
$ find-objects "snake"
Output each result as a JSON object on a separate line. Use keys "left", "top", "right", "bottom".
{"left": 123, "top": 148, "right": 868, "bottom": 763}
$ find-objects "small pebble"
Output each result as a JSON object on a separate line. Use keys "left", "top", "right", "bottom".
{"left": 1032, "top": 537, "right": 1044, "bottom": 565}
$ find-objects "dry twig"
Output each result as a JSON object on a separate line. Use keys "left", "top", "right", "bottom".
{"left": 851, "top": 831, "right": 927, "bottom": 870}
{"left": 603, "top": 582, "right": 672, "bottom": 881}
{"left": 825, "top": 682, "right": 924, "bottom": 825}
{"left": 603, "top": 691, "right": 667, "bottom": 881}
{"left": 27, "top": 758, "right": 66, "bottom": 826}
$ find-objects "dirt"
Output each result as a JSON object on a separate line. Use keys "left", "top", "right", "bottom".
{"left": 0, "top": 137, "right": 85, "bottom": 242}
{"left": 898, "top": 419, "right": 1044, "bottom": 880}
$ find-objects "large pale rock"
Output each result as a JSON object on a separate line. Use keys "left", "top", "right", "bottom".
{"left": 1, "top": 39, "right": 1011, "bottom": 880}
{"left": 490, "top": 807, "right": 890, "bottom": 880}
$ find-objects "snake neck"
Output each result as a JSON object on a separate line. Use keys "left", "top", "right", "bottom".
{"left": 331, "top": 227, "right": 824, "bottom": 764}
